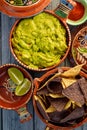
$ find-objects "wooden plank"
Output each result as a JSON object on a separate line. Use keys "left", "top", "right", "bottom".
{"left": 82, "top": 123, "right": 87, "bottom": 130}
{"left": 1, "top": 12, "right": 34, "bottom": 130}
{"left": 2, "top": 100, "right": 34, "bottom": 130}
{"left": 1, "top": 13, "right": 11, "bottom": 64}
{"left": 34, "top": 112, "right": 46, "bottom": 130}
{"left": 74, "top": 126, "right": 83, "bottom": 130}
{"left": 0, "top": 109, "right": 3, "bottom": 130}
{"left": 2, "top": 109, "right": 33, "bottom": 130}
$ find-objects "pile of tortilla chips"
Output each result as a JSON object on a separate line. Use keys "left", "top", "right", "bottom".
{"left": 34, "top": 64, "right": 87, "bottom": 126}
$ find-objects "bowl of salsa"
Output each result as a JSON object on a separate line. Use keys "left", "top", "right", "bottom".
{"left": 67, "top": 0, "right": 87, "bottom": 26}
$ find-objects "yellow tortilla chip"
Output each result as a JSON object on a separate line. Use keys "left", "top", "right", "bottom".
{"left": 38, "top": 72, "right": 61, "bottom": 91}
{"left": 72, "top": 101, "right": 76, "bottom": 109}
{"left": 64, "top": 100, "right": 72, "bottom": 110}
{"left": 61, "top": 64, "right": 84, "bottom": 77}
{"left": 45, "top": 105, "right": 56, "bottom": 113}
{"left": 38, "top": 95, "right": 46, "bottom": 104}
{"left": 47, "top": 93, "right": 64, "bottom": 98}
{"left": 34, "top": 95, "right": 46, "bottom": 111}
{"left": 62, "top": 78, "right": 77, "bottom": 88}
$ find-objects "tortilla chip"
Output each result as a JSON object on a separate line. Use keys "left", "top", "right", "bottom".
{"left": 45, "top": 105, "right": 56, "bottom": 113}
{"left": 78, "top": 77, "right": 87, "bottom": 102}
{"left": 47, "top": 93, "right": 64, "bottom": 98}
{"left": 72, "top": 101, "right": 76, "bottom": 109}
{"left": 36, "top": 100, "right": 50, "bottom": 121}
{"left": 47, "top": 77, "right": 63, "bottom": 94}
{"left": 64, "top": 100, "right": 72, "bottom": 110}
{"left": 61, "top": 64, "right": 84, "bottom": 78}
{"left": 38, "top": 95, "right": 48, "bottom": 108}
{"left": 61, "top": 78, "right": 77, "bottom": 88}
{"left": 35, "top": 95, "right": 50, "bottom": 120}
{"left": 60, "top": 106, "right": 85, "bottom": 123}
{"left": 37, "top": 86, "right": 49, "bottom": 95}
{"left": 38, "top": 72, "right": 61, "bottom": 91}
{"left": 62, "top": 81, "right": 85, "bottom": 107}
{"left": 34, "top": 95, "right": 46, "bottom": 111}
{"left": 48, "top": 110, "right": 69, "bottom": 123}
{"left": 66, "top": 120, "right": 77, "bottom": 125}
{"left": 47, "top": 96, "right": 69, "bottom": 111}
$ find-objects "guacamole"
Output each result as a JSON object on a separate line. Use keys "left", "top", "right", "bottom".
{"left": 11, "top": 12, "right": 67, "bottom": 69}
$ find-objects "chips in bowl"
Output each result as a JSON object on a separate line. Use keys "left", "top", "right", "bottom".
{"left": 33, "top": 65, "right": 87, "bottom": 128}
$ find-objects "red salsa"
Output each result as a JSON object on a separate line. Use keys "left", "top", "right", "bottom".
{"left": 68, "top": 1, "right": 85, "bottom": 21}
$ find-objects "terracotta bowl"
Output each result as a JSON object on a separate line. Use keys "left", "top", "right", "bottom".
{"left": 0, "top": 0, "right": 50, "bottom": 17}
{"left": 9, "top": 10, "right": 71, "bottom": 71}
{"left": 72, "top": 26, "right": 87, "bottom": 73}
{"left": 0, "top": 64, "right": 33, "bottom": 123}
{"left": 67, "top": 0, "right": 87, "bottom": 26}
{"left": 33, "top": 67, "right": 87, "bottom": 130}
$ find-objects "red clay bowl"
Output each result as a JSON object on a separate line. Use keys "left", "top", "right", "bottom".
{"left": 9, "top": 10, "right": 71, "bottom": 71}
{"left": 33, "top": 67, "right": 87, "bottom": 130}
{"left": 0, "top": 0, "right": 50, "bottom": 17}
{"left": 0, "top": 64, "right": 33, "bottom": 123}
{"left": 72, "top": 26, "right": 87, "bottom": 73}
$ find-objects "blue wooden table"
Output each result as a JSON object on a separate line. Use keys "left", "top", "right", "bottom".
{"left": 0, "top": 0, "right": 87, "bottom": 130}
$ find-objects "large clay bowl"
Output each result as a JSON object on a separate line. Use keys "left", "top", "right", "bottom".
{"left": 33, "top": 67, "right": 87, "bottom": 130}
{"left": 9, "top": 10, "right": 71, "bottom": 71}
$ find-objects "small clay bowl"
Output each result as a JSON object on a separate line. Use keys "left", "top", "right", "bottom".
{"left": 33, "top": 67, "right": 87, "bottom": 130}
{"left": 0, "top": 64, "right": 33, "bottom": 123}
{"left": 72, "top": 26, "right": 87, "bottom": 73}
{"left": 67, "top": 0, "right": 87, "bottom": 26}
{"left": 0, "top": 0, "right": 50, "bottom": 17}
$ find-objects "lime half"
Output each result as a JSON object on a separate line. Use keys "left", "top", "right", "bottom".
{"left": 8, "top": 67, "right": 24, "bottom": 85}
{"left": 15, "top": 78, "right": 31, "bottom": 96}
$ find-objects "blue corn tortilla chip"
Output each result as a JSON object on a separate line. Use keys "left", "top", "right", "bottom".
{"left": 37, "top": 86, "right": 49, "bottom": 95}
{"left": 47, "top": 77, "right": 63, "bottom": 94}
{"left": 78, "top": 77, "right": 87, "bottom": 102}
{"left": 60, "top": 106, "right": 85, "bottom": 123}
{"left": 62, "top": 81, "right": 85, "bottom": 107}
{"left": 47, "top": 96, "right": 69, "bottom": 111}
{"left": 48, "top": 110, "right": 70, "bottom": 123}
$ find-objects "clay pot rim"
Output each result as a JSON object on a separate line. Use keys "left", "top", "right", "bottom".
{"left": 0, "top": 0, "right": 51, "bottom": 17}
{"left": 3, "top": 0, "right": 41, "bottom": 8}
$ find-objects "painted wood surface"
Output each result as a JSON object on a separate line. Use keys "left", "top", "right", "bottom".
{"left": 0, "top": 0, "right": 87, "bottom": 130}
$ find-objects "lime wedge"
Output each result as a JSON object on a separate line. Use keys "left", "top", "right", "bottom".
{"left": 15, "top": 78, "right": 31, "bottom": 96}
{"left": 8, "top": 67, "right": 24, "bottom": 85}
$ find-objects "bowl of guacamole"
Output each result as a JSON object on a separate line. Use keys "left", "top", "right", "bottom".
{"left": 10, "top": 12, "right": 71, "bottom": 71}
